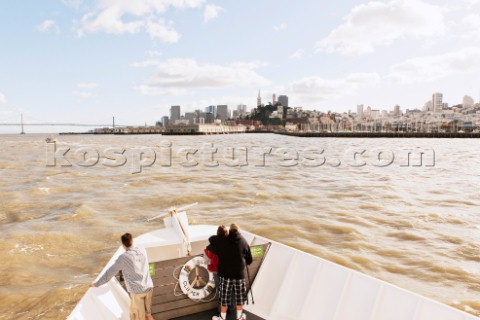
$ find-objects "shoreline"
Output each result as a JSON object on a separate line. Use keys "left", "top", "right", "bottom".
{"left": 56, "top": 131, "right": 480, "bottom": 138}
{"left": 274, "top": 131, "right": 480, "bottom": 138}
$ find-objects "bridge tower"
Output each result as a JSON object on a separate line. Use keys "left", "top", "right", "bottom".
{"left": 20, "top": 114, "right": 25, "bottom": 134}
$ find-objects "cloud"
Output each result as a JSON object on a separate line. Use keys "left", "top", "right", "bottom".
{"left": 37, "top": 20, "right": 60, "bottom": 33}
{"left": 136, "top": 58, "right": 271, "bottom": 96}
{"left": 273, "top": 23, "right": 287, "bottom": 31}
{"left": 464, "top": 14, "right": 480, "bottom": 32}
{"left": 77, "top": 0, "right": 205, "bottom": 42}
{"left": 203, "top": 4, "right": 223, "bottom": 23}
{"left": 146, "top": 20, "right": 180, "bottom": 42}
{"left": 62, "top": 0, "right": 83, "bottom": 9}
{"left": 73, "top": 83, "right": 98, "bottom": 98}
{"left": 0, "top": 93, "right": 6, "bottom": 104}
{"left": 77, "top": 82, "right": 98, "bottom": 89}
{"left": 146, "top": 50, "right": 162, "bottom": 57}
{"left": 286, "top": 73, "right": 381, "bottom": 104}
{"left": 73, "top": 90, "right": 94, "bottom": 98}
{"left": 387, "top": 47, "right": 480, "bottom": 84}
{"left": 289, "top": 49, "right": 304, "bottom": 60}
{"left": 316, "top": 0, "right": 445, "bottom": 55}
{"left": 449, "top": 13, "right": 480, "bottom": 41}
{"left": 131, "top": 59, "right": 162, "bottom": 67}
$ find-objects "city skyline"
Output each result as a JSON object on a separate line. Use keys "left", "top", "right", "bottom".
{"left": 1, "top": 0, "right": 480, "bottom": 133}
{"left": 160, "top": 90, "right": 476, "bottom": 121}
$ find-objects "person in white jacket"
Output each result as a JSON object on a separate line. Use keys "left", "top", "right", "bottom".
{"left": 91, "top": 233, "right": 154, "bottom": 320}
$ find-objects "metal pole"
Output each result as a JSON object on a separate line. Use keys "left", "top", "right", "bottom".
{"left": 246, "top": 265, "right": 254, "bottom": 304}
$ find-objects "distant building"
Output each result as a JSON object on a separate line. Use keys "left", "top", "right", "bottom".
{"left": 165, "top": 123, "right": 198, "bottom": 133}
{"left": 164, "top": 123, "right": 247, "bottom": 134}
{"left": 424, "top": 101, "right": 433, "bottom": 112}
{"left": 463, "top": 95, "right": 474, "bottom": 108}
{"left": 365, "top": 106, "right": 372, "bottom": 118}
{"left": 293, "top": 106, "right": 303, "bottom": 113}
{"left": 278, "top": 95, "right": 289, "bottom": 107}
{"left": 432, "top": 93, "right": 443, "bottom": 113}
{"left": 257, "top": 90, "right": 262, "bottom": 107}
{"left": 357, "top": 104, "right": 364, "bottom": 118}
{"left": 272, "top": 93, "right": 277, "bottom": 104}
{"left": 217, "top": 105, "right": 229, "bottom": 123}
{"left": 393, "top": 105, "right": 401, "bottom": 117}
{"left": 371, "top": 109, "right": 380, "bottom": 119}
{"left": 170, "top": 105, "right": 181, "bottom": 123}
{"left": 237, "top": 104, "right": 247, "bottom": 116}
{"left": 161, "top": 116, "right": 169, "bottom": 127}
{"left": 174, "top": 119, "right": 190, "bottom": 125}
{"left": 196, "top": 110, "right": 206, "bottom": 121}
{"left": 205, "top": 105, "right": 217, "bottom": 118}
{"left": 185, "top": 112, "right": 196, "bottom": 124}
{"left": 205, "top": 112, "right": 214, "bottom": 124}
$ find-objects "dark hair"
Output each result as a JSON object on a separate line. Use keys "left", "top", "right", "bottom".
{"left": 121, "top": 233, "right": 133, "bottom": 247}
{"left": 217, "top": 225, "right": 228, "bottom": 237}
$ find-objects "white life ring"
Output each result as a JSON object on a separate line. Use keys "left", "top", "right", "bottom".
{"left": 178, "top": 256, "right": 215, "bottom": 300}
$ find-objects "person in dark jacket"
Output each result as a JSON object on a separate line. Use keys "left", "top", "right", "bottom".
{"left": 212, "top": 224, "right": 253, "bottom": 320}
{"left": 205, "top": 225, "right": 228, "bottom": 312}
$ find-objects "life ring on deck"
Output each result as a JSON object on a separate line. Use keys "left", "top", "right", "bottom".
{"left": 178, "top": 256, "right": 215, "bottom": 300}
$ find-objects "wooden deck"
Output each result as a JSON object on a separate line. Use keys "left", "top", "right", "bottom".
{"left": 150, "top": 244, "right": 269, "bottom": 320}
{"left": 172, "top": 308, "right": 265, "bottom": 320}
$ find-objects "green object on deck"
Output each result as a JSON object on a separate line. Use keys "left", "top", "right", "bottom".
{"left": 251, "top": 245, "right": 264, "bottom": 258}
{"left": 149, "top": 263, "right": 155, "bottom": 276}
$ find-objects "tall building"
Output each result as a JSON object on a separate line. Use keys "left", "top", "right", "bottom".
{"left": 217, "top": 105, "right": 228, "bottom": 122}
{"left": 170, "top": 105, "right": 181, "bottom": 123}
{"left": 205, "top": 105, "right": 217, "bottom": 118}
{"left": 272, "top": 93, "right": 277, "bottom": 104}
{"left": 237, "top": 104, "right": 247, "bottom": 116}
{"left": 463, "top": 95, "right": 474, "bottom": 108}
{"left": 257, "top": 90, "right": 262, "bottom": 107}
{"left": 161, "top": 116, "right": 169, "bottom": 127}
{"left": 278, "top": 95, "right": 288, "bottom": 107}
{"left": 423, "top": 100, "right": 432, "bottom": 112}
{"left": 205, "top": 112, "right": 214, "bottom": 123}
{"left": 365, "top": 106, "right": 372, "bottom": 118}
{"left": 184, "top": 112, "right": 196, "bottom": 124}
{"left": 432, "top": 93, "right": 443, "bottom": 113}
{"left": 357, "top": 104, "right": 364, "bottom": 118}
{"left": 393, "top": 105, "right": 401, "bottom": 117}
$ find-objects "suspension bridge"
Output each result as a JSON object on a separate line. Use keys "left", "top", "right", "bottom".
{"left": 0, "top": 114, "right": 137, "bottom": 134}
{"left": 0, "top": 123, "right": 113, "bottom": 127}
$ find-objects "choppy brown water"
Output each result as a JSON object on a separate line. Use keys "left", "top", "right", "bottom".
{"left": 0, "top": 134, "right": 479, "bottom": 319}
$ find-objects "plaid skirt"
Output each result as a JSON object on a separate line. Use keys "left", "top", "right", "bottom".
{"left": 218, "top": 276, "right": 247, "bottom": 306}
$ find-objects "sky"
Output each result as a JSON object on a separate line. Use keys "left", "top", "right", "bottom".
{"left": 1, "top": 0, "right": 480, "bottom": 133}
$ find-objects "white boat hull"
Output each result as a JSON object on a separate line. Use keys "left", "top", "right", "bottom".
{"left": 68, "top": 214, "right": 477, "bottom": 320}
